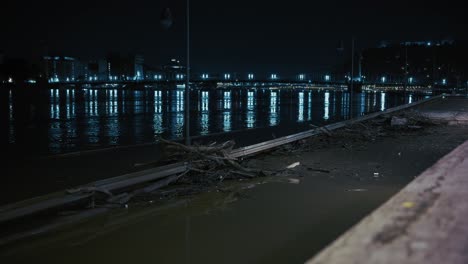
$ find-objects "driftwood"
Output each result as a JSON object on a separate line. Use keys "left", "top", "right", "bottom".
{"left": 160, "top": 138, "right": 235, "bottom": 155}
{"left": 161, "top": 138, "right": 254, "bottom": 174}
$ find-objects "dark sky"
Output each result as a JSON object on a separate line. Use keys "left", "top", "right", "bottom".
{"left": 3, "top": 0, "right": 467, "bottom": 74}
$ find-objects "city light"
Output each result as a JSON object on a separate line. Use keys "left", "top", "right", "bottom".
{"left": 271, "top": 74, "right": 277, "bottom": 80}
{"left": 442, "top": 78, "right": 447, "bottom": 85}
{"left": 201, "top": 74, "right": 209, "bottom": 79}
{"left": 325, "top": 75, "right": 330, "bottom": 81}
{"left": 381, "top": 76, "right": 386, "bottom": 83}
{"left": 224, "top": 73, "right": 231, "bottom": 80}
{"left": 299, "top": 74, "right": 305, "bottom": 81}
{"left": 8, "top": 77, "right": 13, "bottom": 83}
{"left": 248, "top": 74, "right": 254, "bottom": 80}
{"left": 409, "top": 77, "right": 413, "bottom": 84}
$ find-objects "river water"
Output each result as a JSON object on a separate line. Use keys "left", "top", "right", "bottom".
{"left": 0, "top": 84, "right": 438, "bottom": 263}
{"left": 2, "top": 83, "right": 427, "bottom": 155}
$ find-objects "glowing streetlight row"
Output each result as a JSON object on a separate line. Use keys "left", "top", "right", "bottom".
{"left": 36, "top": 72, "right": 450, "bottom": 85}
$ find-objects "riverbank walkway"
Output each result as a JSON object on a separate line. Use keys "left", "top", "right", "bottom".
{"left": 306, "top": 96, "right": 468, "bottom": 264}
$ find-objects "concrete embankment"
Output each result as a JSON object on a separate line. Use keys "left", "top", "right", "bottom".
{"left": 306, "top": 96, "right": 468, "bottom": 264}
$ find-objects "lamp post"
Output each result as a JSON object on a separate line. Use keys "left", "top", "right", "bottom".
{"left": 161, "top": 1, "right": 191, "bottom": 146}
{"left": 185, "top": 0, "right": 190, "bottom": 146}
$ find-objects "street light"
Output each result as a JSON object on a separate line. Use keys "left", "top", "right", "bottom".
{"left": 161, "top": 1, "right": 191, "bottom": 145}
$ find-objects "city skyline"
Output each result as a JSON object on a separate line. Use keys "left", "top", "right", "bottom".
{"left": 3, "top": 0, "right": 467, "bottom": 75}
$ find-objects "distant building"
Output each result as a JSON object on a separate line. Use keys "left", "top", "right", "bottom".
{"left": 361, "top": 40, "right": 468, "bottom": 86}
{"left": 106, "top": 53, "right": 144, "bottom": 81}
{"left": 42, "top": 56, "right": 77, "bottom": 82}
{"left": 163, "top": 58, "right": 185, "bottom": 81}
{"left": 84, "top": 59, "right": 108, "bottom": 81}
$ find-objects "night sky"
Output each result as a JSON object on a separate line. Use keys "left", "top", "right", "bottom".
{"left": 3, "top": 0, "right": 467, "bottom": 75}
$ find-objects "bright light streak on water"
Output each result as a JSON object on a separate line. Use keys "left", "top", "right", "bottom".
{"left": 224, "top": 91, "right": 231, "bottom": 110}
{"left": 66, "top": 89, "right": 75, "bottom": 119}
{"left": 201, "top": 91, "right": 209, "bottom": 112}
{"left": 66, "top": 89, "right": 77, "bottom": 141}
{"left": 222, "top": 91, "right": 232, "bottom": 131}
{"left": 200, "top": 91, "right": 209, "bottom": 135}
{"left": 373, "top": 92, "right": 377, "bottom": 107}
{"left": 110, "top": 89, "right": 117, "bottom": 115}
{"left": 153, "top": 90, "right": 163, "bottom": 135}
{"left": 324, "top": 91, "right": 330, "bottom": 120}
{"left": 246, "top": 111, "right": 254, "bottom": 128}
{"left": 246, "top": 91, "right": 255, "bottom": 128}
{"left": 270, "top": 91, "right": 278, "bottom": 126}
{"left": 170, "top": 90, "right": 185, "bottom": 138}
{"left": 71, "top": 90, "right": 75, "bottom": 116}
{"left": 298, "top": 92, "right": 304, "bottom": 122}
{"left": 134, "top": 90, "right": 143, "bottom": 114}
{"left": 92, "top": 90, "right": 98, "bottom": 116}
{"left": 247, "top": 91, "right": 255, "bottom": 111}
{"left": 381, "top": 92, "right": 386, "bottom": 111}
{"left": 49, "top": 89, "right": 59, "bottom": 119}
{"left": 154, "top": 90, "right": 162, "bottom": 113}
{"left": 308, "top": 92, "right": 312, "bottom": 121}
{"left": 223, "top": 111, "right": 231, "bottom": 132}
{"left": 409, "top": 94, "right": 413, "bottom": 104}
{"left": 175, "top": 91, "right": 184, "bottom": 112}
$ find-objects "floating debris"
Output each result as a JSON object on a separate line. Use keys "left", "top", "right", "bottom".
{"left": 287, "top": 162, "right": 301, "bottom": 169}
{"left": 347, "top": 189, "right": 368, "bottom": 192}
{"left": 288, "top": 178, "right": 301, "bottom": 184}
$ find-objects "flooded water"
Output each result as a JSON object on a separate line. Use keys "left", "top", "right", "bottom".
{"left": 0, "top": 85, "right": 446, "bottom": 264}
{"left": 1, "top": 83, "right": 427, "bottom": 155}
{"left": 1, "top": 176, "right": 404, "bottom": 264}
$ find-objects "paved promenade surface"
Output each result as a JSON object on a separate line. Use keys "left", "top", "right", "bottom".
{"left": 307, "top": 97, "right": 468, "bottom": 264}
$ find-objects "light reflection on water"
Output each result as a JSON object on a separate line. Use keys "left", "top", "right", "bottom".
{"left": 323, "top": 91, "right": 329, "bottom": 120}
{"left": 200, "top": 91, "right": 209, "bottom": 135}
{"left": 223, "top": 91, "right": 232, "bottom": 132}
{"left": 270, "top": 91, "right": 278, "bottom": 126}
{"left": 381, "top": 92, "right": 386, "bottom": 111}
{"left": 298, "top": 92, "right": 304, "bottom": 122}
{"left": 4, "top": 86, "right": 425, "bottom": 154}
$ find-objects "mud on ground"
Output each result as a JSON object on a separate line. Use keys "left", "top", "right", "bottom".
{"left": 131, "top": 110, "right": 468, "bottom": 205}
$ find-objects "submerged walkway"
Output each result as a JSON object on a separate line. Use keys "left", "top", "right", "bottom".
{"left": 1, "top": 95, "right": 467, "bottom": 264}
{"left": 306, "top": 140, "right": 468, "bottom": 264}
{"left": 307, "top": 96, "right": 468, "bottom": 264}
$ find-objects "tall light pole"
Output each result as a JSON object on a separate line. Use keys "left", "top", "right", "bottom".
{"left": 185, "top": 0, "right": 191, "bottom": 146}
{"left": 161, "top": 2, "right": 191, "bottom": 146}
{"left": 350, "top": 37, "right": 355, "bottom": 117}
